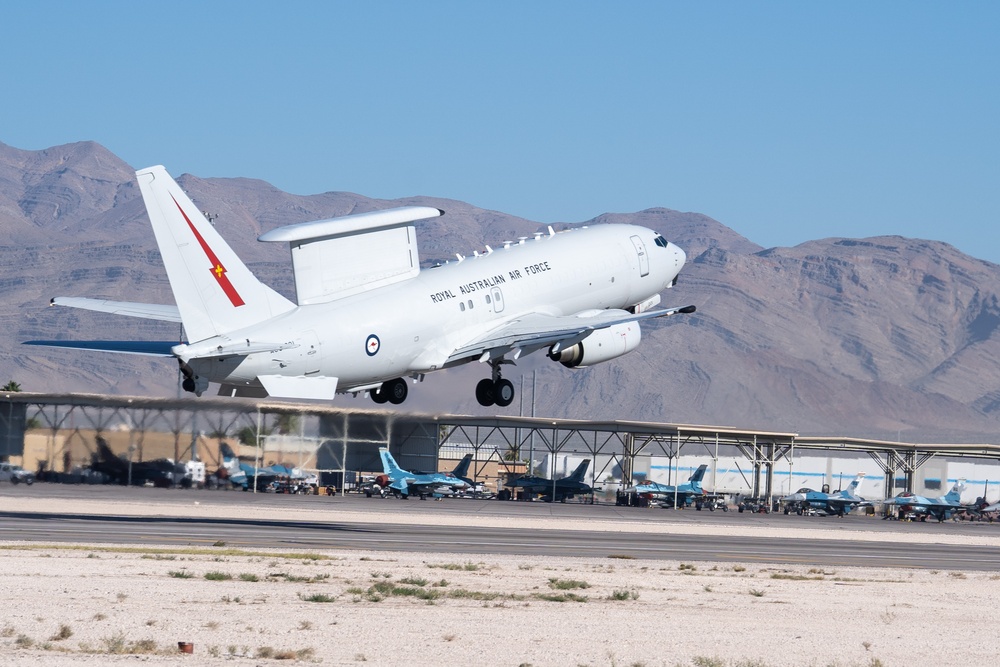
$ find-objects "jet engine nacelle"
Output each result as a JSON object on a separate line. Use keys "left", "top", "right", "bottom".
{"left": 550, "top": 322, "right": 641, "bottom": 368}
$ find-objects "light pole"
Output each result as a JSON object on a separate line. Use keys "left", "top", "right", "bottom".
{"left": 127, "top": 444, "right": 136, "bottom": 487}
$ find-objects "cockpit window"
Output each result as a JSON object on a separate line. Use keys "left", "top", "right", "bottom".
{"left": 654, "top": 235, "right": 669, "bottom": 248}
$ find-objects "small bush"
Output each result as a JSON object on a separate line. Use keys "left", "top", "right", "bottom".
{"left": 607, "top": 589, "right": 638, "bottom": 601}
{"left": 535, "top": 592, "right": 588, "bottom": 603}
{"left": 205, "top": 571, "right": 233, "bottom": 581}
{"left": 168, "top": 570, "right": 193, "bottom": 579}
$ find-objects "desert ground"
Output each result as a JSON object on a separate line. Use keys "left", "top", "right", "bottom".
{"left": 0, "top": 495, "right": 997, "bottom": 667}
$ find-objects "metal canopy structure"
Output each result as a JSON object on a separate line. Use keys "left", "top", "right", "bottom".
{"left": 3, "top": 392, "right": 1000, "bottom": 500}
{"left": 793, "top": 436, "right": 1000, "bottom": 502}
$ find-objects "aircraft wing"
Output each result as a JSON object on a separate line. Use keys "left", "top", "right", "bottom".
{"left": 48, "top": 297, "right": 182, "bottom": 323}
{"left": 446, "top": 304, "right": 696, "bottom": 364}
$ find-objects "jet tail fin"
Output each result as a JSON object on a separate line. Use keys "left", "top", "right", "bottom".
{"left": 688, "top": 464, "right": 708, "bottom": 493}
{"left": 841, "top": 472, "right": 866, "bottom": 498}
{"left": 945, "top": 480, "right": 966, "bottom": 504}
{"left": 451, "top": 454, "right": 472, "bottom": 480}
{"left": 135, "top": 166, "right": 295, "bottom": 342}
{"left": 565, "top": 459, "right": 590, "bottom": 483}
{"left": 379, "top": 448, "right": 406, "bottom": 476}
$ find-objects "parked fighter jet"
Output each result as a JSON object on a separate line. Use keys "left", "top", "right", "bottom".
{"left": 780, "top": 473, "right": 869, "bottom": 516}
{"left": 26, "top": 165, "right": 694, "bottom": 407}
{"left": 625, "top": 464, "right": 708, "bottom": 508}
{"left": 507, "top": 459, "right": 593, "bottom": 502}
{"left": 377, "top": 448, "right": 468, "bottom": 499}
{"left": 216, "top": 442, "right": 299, "bottom": 491}
{"left": 882, "top": 480, "right": 972, "bottom": 522}
{"left": 89, "top": 436, "right": 188, "bottom": 487}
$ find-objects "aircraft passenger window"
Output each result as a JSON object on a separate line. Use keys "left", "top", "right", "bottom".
{"left": 468, "top": 300, "right": 474, "bottom": 309}
{"left": 485, "top": 295, "right": 491, "bottom": 304}
{"left": 460, "top": 302, "right": 465, "bottom": 312}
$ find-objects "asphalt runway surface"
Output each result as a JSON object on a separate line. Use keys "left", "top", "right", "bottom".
{"left": 2, "top": 484, "right": 998, "bottom": 570}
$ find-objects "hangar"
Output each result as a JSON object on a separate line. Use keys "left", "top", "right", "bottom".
{"left": 2, "top": 392, "right": 999, "bottom": 503}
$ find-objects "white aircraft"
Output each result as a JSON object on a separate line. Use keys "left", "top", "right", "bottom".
{"left": 27, "top": 166, "right": 695, "bottom": 407}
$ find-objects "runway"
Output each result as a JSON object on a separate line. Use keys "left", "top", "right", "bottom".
{"left": 2, "top": 484, "right": 998, "bottom": 570}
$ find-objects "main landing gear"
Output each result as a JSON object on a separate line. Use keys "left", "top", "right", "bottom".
{"left": 370, "top": 378, "right": 408, "bottom": 405}
{"left": 475, "top": 359, "right": 515, "bottom": 407}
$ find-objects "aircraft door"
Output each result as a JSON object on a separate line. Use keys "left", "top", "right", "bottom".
{"left": 490, "top": 287, "right": 505, "bottom": 313}
{"left": 630, "top": 235, "right": 649, "bottom": 277}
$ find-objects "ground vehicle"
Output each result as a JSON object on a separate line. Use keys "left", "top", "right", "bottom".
{"left": 0, "top": 463, "right": 35, "bottom": 485}
{"left": 737, "top": 497, "right": 774, "bottom": 513}
{"left": 695, "top": 495, "right": 729, "bottom": 511}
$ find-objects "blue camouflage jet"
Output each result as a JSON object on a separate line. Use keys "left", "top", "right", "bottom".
{"left": 377, "top": 448, "right": 468, "bottom": 499}
{"left": 780, "top": 473, "right": 870, "bottom": 517}
{"left": 882, "top": 480, "right": 970, "bottom": 522}
{"left": 625, "top": 464, "right": 709, "bottom": 508}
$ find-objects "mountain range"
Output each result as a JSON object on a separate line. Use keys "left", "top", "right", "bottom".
{"left": 3, "top": 140, "right": 999, "bottom": 443}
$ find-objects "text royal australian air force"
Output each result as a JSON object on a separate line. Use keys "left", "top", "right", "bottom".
{"left": 430, "top": 261, "right": 552, "bottom": 303}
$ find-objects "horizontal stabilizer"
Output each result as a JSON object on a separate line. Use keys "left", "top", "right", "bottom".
{"left": 257, "top": 374, "right": 339, "bottom": 400}
{"left": 23, "top": 340, "right": 178, "bottom": 356}
{"left": 50, "top": 297, "right": 182, "bottom": 323}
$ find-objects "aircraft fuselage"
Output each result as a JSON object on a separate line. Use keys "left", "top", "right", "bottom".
{"left": 187, "top": 224, "right": 684, "bottom": 392}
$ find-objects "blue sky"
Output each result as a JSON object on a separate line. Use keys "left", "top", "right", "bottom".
{"left": 2, "top": 2, "right": 998, "bottom": 263}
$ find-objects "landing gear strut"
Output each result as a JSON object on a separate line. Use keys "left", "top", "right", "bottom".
{"left": 475, "top": 359, "right": 515, "bottom": 407}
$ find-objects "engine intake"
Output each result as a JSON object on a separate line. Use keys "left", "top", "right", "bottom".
{"left": 549, "top": 323, "right": 641, "bottom": 368}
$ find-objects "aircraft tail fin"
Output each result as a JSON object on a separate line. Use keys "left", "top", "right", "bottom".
{"left": 565, "top": 459, "right": 590, "bottom": 483}
{"left": 945, "top": 480, "right": 966, "bottom": 504}
{"left": 451, "top": 454, "right": 472, "bottom": 480}
{"left": 688, "top": 464, "right": 708, "bottom": 493}
{"left": 842, "top": 472, "right": 866, "bottom": 498}
{"left": 379, "top": 448, "right": 406, "bottom": 476}
{"left": 135, "top": 166, "right": 295, "bottom": 342}
{"left": 218, "top": 442, "right": 247, "bottom": 487}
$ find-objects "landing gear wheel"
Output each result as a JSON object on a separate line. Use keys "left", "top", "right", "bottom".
{"left": 384, "top": 378, "right": 408, "bottom": 405}
{"left": 182, "top": 377, "right": 196, "bottom": 393}
{"left": 476, "top": 378, "right": 496, "bottom": 406}
{"left": 370, "top": 387, "right": 389, "bottom": 404}
{"left": 493, "top": 379, "right": 515, "bottom": 407}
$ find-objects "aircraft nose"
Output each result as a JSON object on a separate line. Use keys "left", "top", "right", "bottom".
{"left": 674, "top": 243, "right": 687, "bottom": 266}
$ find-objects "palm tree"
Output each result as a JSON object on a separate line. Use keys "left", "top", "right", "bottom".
{"left": 2, "top": 381, "right": 22, "bottom": 392}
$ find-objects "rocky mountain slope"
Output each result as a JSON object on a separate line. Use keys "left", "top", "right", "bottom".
{"left": 3, "top": 141, "right": 999, "bottom": 442}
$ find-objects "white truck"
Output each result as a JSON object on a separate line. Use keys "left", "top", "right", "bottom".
{"left": 0, "top": 463, "right": 35, "bottom": 485}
